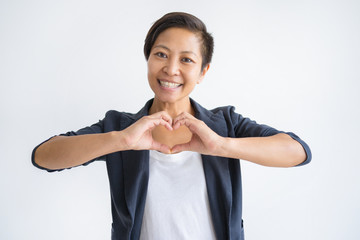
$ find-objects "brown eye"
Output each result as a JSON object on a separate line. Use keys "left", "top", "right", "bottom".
{"left": 155, "top": 52, "right": 167, "bottom": 58}
{"left": 182, "top": 58, "right": 193, "bottom": 63}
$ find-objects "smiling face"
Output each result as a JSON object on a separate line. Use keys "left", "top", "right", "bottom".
{"left": 147, "top": 27, "right": 209, "bottom": 106}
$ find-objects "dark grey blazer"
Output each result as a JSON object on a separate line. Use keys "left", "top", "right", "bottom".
{"left": 32, "top": 98, "right": 311, "bottom": 240}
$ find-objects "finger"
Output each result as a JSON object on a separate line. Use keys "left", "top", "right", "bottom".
{"left": 173, "top": 118, "right": 198, "bottom": 133}
{"left": 173, "top": 112, "right": 197, "bottom": 130}
{"left": 173, "top": 111, "right": 193, "bottom": 122}
{"left": 171, "top": 142, "right": 192, "bottom": 154}
{"left": 152, "top": 141, "right": 171, "bottom": 154}
{"left": 157, "top": 118, "right": 173, "bottom": 131}
{"left": 150, "top": 111, "right": 173, "bottom": 125}
{"left": 145, "top": 117, "right": 173, "bottom": 131}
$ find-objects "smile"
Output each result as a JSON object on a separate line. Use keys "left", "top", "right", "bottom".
{"left": 158, "top": 80, "right": 182, "bottom": 89}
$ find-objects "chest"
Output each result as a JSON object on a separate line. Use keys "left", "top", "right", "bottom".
{"left": 140, "top": 150, "right": 217, "bottom": 239}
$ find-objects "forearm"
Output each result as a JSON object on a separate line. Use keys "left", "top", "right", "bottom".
{"left": 34, "top": 131, "right": 126, "bottom": 170}
{"left": 217, "top": 133, "right": 306, "bottom": 167}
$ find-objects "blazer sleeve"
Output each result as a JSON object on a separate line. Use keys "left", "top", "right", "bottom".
{"left": 228, "top": 106, "right": 312, "bottom": 166}
{"left": 31, "top": 118, "right": 106, "bottom": 172}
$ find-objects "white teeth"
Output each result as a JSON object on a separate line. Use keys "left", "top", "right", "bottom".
{"left": 159, "top": 80, "right": 181, "bottom": 88}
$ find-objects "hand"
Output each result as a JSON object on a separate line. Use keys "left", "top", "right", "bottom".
{"left": 121, "top": 111, "right": 173, "bottom": 153}
{"left": 171, "top": 112, "right": 223, "bottom": 155}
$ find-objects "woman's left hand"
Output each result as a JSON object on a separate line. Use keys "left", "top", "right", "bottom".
{"left": 171, "top": 112, "right": 223, "bottom": 155}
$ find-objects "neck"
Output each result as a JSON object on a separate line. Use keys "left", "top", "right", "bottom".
{"left": 149, "top": 97, "right": 194, "bottom": 118}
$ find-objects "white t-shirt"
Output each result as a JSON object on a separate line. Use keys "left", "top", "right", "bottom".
{"left": 139, "top": 150, "right": 217, "bottom": 240}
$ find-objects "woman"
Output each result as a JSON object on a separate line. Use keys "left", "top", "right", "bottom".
{"left": 32, "top": 12, "right": 311, "bottom": 240}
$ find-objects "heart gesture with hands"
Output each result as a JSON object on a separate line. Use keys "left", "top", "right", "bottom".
{"left": 122, "top": 111, "right": 223, "bottom": 155}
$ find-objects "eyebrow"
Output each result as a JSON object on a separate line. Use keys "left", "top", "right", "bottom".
{"left": 153, "top": 44, "right": 198, "bottom": 57}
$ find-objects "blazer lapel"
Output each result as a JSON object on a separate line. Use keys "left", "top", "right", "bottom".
{"left": 122, "top": 150, "right": 149, "bottom": 231}
{"left": 192, "top": 99, "right": 232, "bottom": 240}
{"left": 120, "top": 100, "right": 152, "bottom": 236}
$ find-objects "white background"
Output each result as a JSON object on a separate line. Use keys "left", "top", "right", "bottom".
{"left": 1, "top": 0, "right": 359, "bottom": 239}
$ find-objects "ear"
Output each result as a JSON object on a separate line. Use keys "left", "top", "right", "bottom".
{"left": 197, "top": 64, "right": 210, "bottom": 84}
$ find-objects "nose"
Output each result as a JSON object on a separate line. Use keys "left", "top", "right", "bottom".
{"left": 163, "top": 58, "right": 180, "bottom": 76}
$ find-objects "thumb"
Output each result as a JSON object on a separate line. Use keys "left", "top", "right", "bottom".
{"left": 171, "top": 142, "right": 191, "bottom": 154}
{"left": 152, "top": 141, "right": 171, "bottom": 154}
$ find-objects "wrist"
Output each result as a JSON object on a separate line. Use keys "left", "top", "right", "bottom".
{"left": 109, "top": 131, "right": 128, "bottom": 152}
{"left": 214, "top": 136, "right": 229, "bottom": 157}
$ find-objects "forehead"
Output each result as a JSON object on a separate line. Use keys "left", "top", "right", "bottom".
{"left": 153, "top": 28, "right": 201, "bottom": 53}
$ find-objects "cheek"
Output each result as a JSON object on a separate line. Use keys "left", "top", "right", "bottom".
{"left": 147, "top": 61, "right": 153, "bottom": 74}
{"left": 147, "top": 60, "right": 162, "bottom": 77}
{"left": 184, "top": 68, "right": 202, "bottom": 83}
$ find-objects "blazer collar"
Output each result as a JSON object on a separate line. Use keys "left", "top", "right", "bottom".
{"left": 122, "top": 98, "right": 232, "bottom": 239}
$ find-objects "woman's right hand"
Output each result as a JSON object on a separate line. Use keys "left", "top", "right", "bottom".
{"left": 34, "top": 111, "right": 173, "bottom": 170}
{"left": 121, "top": 111, "right": 173, "bottom": 153}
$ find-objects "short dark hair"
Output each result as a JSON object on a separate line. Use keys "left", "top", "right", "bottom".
{"left": 144, "top": 12, "right": 214, "bottom": 71}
